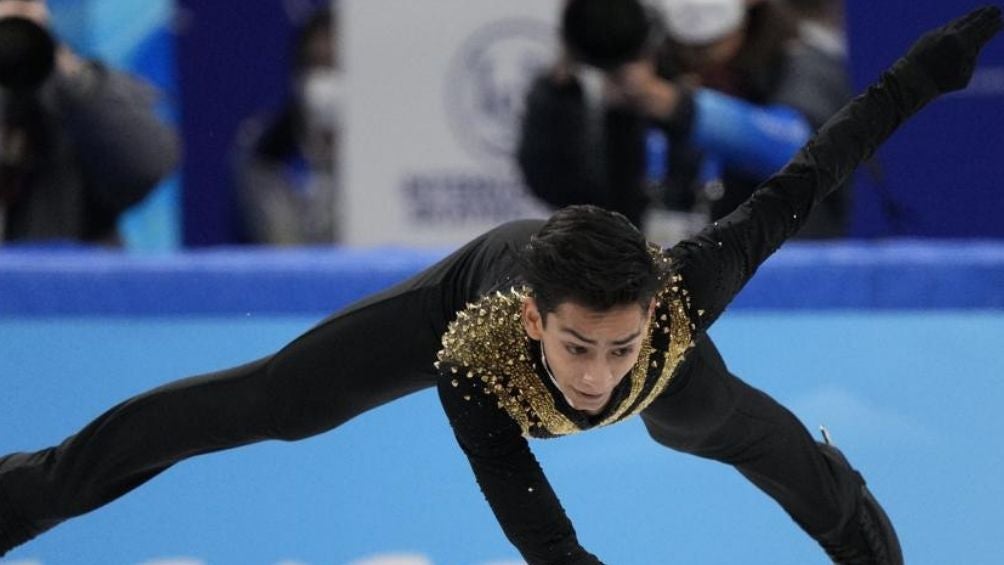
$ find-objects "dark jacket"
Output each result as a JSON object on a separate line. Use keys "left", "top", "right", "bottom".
{"left": 518, "top": 16, "right": 853, "bottom": 238}
{"left": 0, "top": 61, "right": 180, "bottom": 244}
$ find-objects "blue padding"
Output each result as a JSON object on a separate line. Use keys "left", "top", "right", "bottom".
{"left": 1, "top": 241, "right": 1003, "bottom": 315}
{"left": 0, "top": 246, "right": 447, "bottom": 316}
{"left": 733, "top": 240, "right": 1004, "bottom": 310}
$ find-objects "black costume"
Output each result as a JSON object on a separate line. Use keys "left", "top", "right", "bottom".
{"left": 2, "top": 9, "right": 999, "bottom": 562}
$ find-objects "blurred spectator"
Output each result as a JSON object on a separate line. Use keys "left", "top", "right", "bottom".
{"left": 518, "top": 0, "right": 853, "bottom": 240}
{"left": 777, "top": 0, "right": 851, "bottom": 127}
{"left": 783, "top": 0, "right": 846, "bottom": 40}
{"left": 232, "top": 7, "right": 342, "bottom": 245}
{"left": 0, "top": 0, "right": 180, "bottom": 245}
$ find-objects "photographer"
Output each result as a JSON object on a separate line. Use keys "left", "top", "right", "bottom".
{"left": 232, "top": 7, "right": 342, "bottom": 245}
{"left": 0, "top": 0, "right": 179, "bottom": 245}
{"left": 518, "top": 0, "right": 852, "bottom": 239}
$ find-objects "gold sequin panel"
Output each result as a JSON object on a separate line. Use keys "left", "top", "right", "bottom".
{"left": 437, "top": 289, "right": 580, "bottom": 438}
{"left": 436, "top": 252, "right": 698, "bottom": 438}
{"left": 604, "top": 248, "right": 697, "bottom": 419}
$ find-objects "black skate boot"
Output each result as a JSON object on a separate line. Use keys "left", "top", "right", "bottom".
{"left": 814, "top": 428, "right": 903, "bottom": 565}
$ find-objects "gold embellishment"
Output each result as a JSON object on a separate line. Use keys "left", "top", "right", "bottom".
{"left": 609, "top": 247, "right": 696, "bottom": 419}
{"left": 438, "top": 287, "right": 579, "bottom": 437}
{"left": 643, "top": 294, "right": 694, "bottom": 405}
{"left": 619, "top": 257, "right": 697, "bottom": 416}
{"left": 436, "top": 246, "right": 698, "bottom": 436}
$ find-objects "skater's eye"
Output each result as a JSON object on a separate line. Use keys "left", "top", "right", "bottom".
{"left": 565, "top": 344, "right": 588, "bottom": 355}
{"left": 611, "top": 347, "right": 634, "bottom": 357}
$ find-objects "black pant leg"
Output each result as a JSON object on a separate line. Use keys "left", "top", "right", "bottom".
{"left": 0, "top": 286, "right": 445, "bottom": 552}
{"left": 641, "top": 337, "right": 858, "bottom": 537}
{"left": 0, "top": 224, "right": 541, "bottom": 555}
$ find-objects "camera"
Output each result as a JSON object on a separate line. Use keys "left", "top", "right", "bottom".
{"left": 0, "top": 0, "right": 56, "bottom": 91}
{"left": 561, "top": 0, "right": 748, "bottom": 70}
{"left": 561, "top": 0, "right": 655, "bottom": 70}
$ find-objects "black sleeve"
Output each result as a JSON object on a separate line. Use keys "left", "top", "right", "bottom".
{"left": 668, "top": 56, "right": 941, "bottom": 332}
{"left": 437, "top": 365, "right": 602, "bottom": 565}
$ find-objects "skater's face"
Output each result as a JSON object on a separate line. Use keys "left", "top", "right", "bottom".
{"left": 522, "top": 298, "right": 654, "bottom": 415}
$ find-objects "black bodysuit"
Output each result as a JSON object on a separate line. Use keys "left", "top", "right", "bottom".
{"left": 0, "top": 52, "right": 940, "bottom": 563}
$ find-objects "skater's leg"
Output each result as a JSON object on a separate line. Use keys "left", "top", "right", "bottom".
{"left": 641, "top": 337, "right": 902, "bottom": 562}
{"left": 0, "top": 273, "right": 450, "bottom": 553}
{"left": 641, "top": 337, "right": 857, "bottom": 536}
{"left": 0, "top": 218, "right": 541, "bottom": 555}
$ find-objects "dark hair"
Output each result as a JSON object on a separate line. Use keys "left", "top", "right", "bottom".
{"left": 292, "top": 7, "right": 335, "bottom": 73}
{"left": 562, "top": 0, "right": 653, "bottom": 70}
{"left": 782, "top": 0, "right": 832, "bottom": 18}
{"left": 521, "top": 205, "right": 662, "bottom": 319}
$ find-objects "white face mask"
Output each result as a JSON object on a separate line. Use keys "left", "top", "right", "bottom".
{"left": 300, "top": 68, "right": 344, "bottom": 131}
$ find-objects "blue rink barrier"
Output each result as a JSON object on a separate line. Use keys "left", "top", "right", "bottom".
{"left": 1, "top": 240, "right": 1003, "bottom": 315}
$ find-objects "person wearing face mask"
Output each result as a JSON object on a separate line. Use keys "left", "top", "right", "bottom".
{"left": 233, "top": 7, "right": 344, "bottom": 245}
{"left": 0, "top": 0, "right": 180, "bottom": 245}
{"left": 1, "top": 8, "right": 1001, "bottom": 563}
{"left": 518, "top": 0, "right": 853, "bottom": 240}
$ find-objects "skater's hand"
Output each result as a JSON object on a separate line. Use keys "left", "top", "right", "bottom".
{"left": 904, "top": 5, "right": 1002, "bottom": 93}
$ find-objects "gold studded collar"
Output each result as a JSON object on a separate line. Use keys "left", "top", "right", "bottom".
{"left": 436, "top": 268, "right": 696, "bottom": 438}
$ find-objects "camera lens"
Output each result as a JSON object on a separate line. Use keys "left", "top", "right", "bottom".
{"left": 562, "top": 0, "right": 652, "bottom": 70}
{"left": 0, "top": 16, "right": 57, "bottom": 91}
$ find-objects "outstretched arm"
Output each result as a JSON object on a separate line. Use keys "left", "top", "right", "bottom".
{"left": 437, "top": 365, "right": 602, "bottom": 565}
{"left": 667, "top": 6, "right": 1003, "bottom": 331}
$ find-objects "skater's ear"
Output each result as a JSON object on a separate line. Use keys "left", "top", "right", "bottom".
{"left": 522, "top": 297, "right": 546, "bottom": 339}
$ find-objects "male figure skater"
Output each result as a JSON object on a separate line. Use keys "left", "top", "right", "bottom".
{"left": 2, "top": 7, "right": 1001, "bottom": 564}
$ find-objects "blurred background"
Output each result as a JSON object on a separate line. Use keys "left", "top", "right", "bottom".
{"left": 6, "top": 0, "right": 1001, "bottom": 250}
{"left": 1, "top": 0, "right": 1003, "bottom": 564}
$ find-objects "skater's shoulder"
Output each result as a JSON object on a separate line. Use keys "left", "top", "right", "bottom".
{"left": 437, "top": 286, "right": 530, "bottom": 368}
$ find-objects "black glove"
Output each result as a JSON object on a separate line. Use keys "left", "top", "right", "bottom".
{"left": 904, "top": 5, "right": 1003, "bottom": 94}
